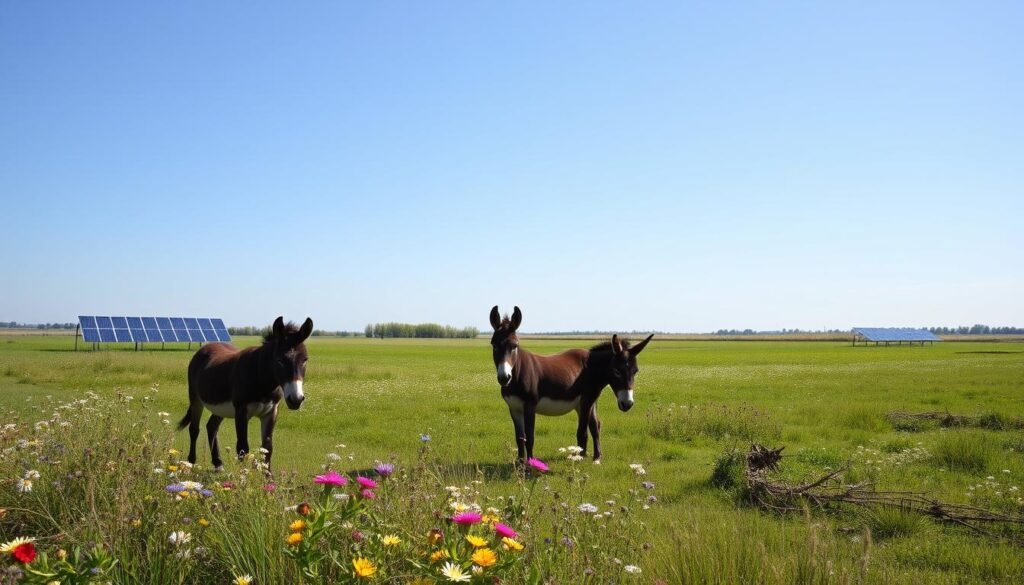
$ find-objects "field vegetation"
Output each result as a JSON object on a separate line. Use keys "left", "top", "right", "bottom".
{"left": 1, "top": 336, "right": 1022, "bottom": 583}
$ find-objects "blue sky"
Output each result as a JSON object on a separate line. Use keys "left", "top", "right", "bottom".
{"left": 2, "top": 2, "right": 1021, "bottom": 332}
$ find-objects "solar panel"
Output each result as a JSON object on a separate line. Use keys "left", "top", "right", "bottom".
{"left": 853, "top": 328, "right": 940, "bottom": 342}
{"left": 78, "top": 315, "right": 232, "bottom": 347}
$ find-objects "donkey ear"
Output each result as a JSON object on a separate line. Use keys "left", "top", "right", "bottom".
{"left": 297, "top": 317, "right": 314, "bottom": 342}
{"left": 510, "top": 306, "right": 523, "bottom": 331}
{"left": 272, "top": 316, "right": 285, "bottom": 337}
{"left": 632, "top": 334, "right": 654, "bottom": 355}
{"left": 489, "top": 306, "right": 502, "bottom": 330}
{"left": 612, "top": 334, "right": 623, "bottom": 354}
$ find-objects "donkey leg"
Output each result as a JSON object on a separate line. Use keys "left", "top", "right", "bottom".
{"left": 260, "top": 406, "right": 279, "bottom": 469}
{"left": 523, "top": 406, "right": 537, "bottom": 461}
{"left": 575, "top": 406, "right": 590, "bottom": 456}
{"left": 234, "top": 406, "right": 250, "bottom": 460}
{"left": 588, "top": 407, "right": 602, "bottom": 463}
{"left": 186, "top": 405, "right": 202, "bottom": 465}
{"left": 509, "top": 410, "right": 526, "bottom": 462}
{"left": 206, "top": 415, "right": 224, "bottom": 470}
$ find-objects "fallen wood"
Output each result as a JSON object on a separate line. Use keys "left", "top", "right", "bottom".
{"left": 742, "top": 443, "right": 1024, "bottom": 544}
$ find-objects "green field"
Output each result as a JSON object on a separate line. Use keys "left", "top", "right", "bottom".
{"left": 2, "top": 335, "right": 1023, "bottom": 583}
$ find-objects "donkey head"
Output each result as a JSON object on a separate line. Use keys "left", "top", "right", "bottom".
{"left": 489, "top": 305, "right": 522, "bottom": 388}
{"left": 608, "top": 333, "right": 654, "bottom": 412}
{"left": 268, "top": 316, "right": 314, "bottom": 410}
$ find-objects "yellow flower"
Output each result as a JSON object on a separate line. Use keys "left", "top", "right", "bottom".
{"left": 197, "top": 518, "right": 210, "bottom": 527}
{"left": 430, "top": 549, "right": 450, "bottom": 562}
{"left": 501, "top": 537, "right": 523, "bottom": 552}
{"left": 167, "top": 465, "right": 178, "bottom": 472}
{"left": 131, "top": 518, "right": 142, "bottom": 528}
{"left": 289, "top": 519, "right": 306, "bottom": 532}
{"left": 168, "top": 448, "right": 180, "bottom": 456}
{"left": 233, "top": 575, "right": 253, "bottom": 585}
{"left": 286, "top": 532, "right": 303, "bottom": 546}
{"left": 381, "top": 534, "right": 401, "bottom": 547}
{"left": 465, "top": 535, "right": 488, "bottom": 548}
{"left": 481, "top": 513, "right": 500, "bottom": 524}
{"left": 471, "top": 547, "right": 497, "bottom": 568}
{"left": 352, "top": 557, "right": 376, "bottom": 579}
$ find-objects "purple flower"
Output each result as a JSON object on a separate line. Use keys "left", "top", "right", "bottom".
{"left": 642, "top": 481, "right": 655, "bottom": 490}
{"left": 494, "top": 523, "right": 518, "bottom": 539}
{"left": 527, "top": 458, "right": 549, "bottom": 473}
{"left": 356, "top": 476, "right": 378, "bottom": 489}
{"left": 314, "top": 471, "right": 348, "bottom": 487}
{"left": 451, "top": 512, "right": 482, "bottom": 526}
{"left": 360, "top": 489, "right": 376, "bottom": 499}
{"left": 374, "top": 462, "right": 395, "bottom": 477}
{"left": 166, "top": 484, "right": 186, "bottom": 493}
{"left": 420, "top": 434, "right": 431, "bottom": 442}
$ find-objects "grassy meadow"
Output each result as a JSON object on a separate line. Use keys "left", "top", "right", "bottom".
{"left": 1, "top": 334, "right": 1023, "bottom": 583}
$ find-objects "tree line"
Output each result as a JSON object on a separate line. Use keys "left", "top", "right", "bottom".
{"left": 364, "top": 322, "right": 480, "bottom": 339}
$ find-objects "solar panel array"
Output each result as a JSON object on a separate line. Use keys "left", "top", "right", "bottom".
{"left": 853, "top": 328, "right": 940, "bottom": 342}
{"left": 79, "top": 316, "right": 231, "bottom": 344}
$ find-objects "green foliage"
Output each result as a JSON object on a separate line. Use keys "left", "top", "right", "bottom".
{"left": 365, "top": 322, "right": 479, "bottom": 338}
{"left": 862, "top": 505, "right": 931, "bottom": 540}
{"left": 646, "top": 403, "right": 781, "bottom": 443}
{"left": 933, "top": 431, "right": 997, "bottom": 473}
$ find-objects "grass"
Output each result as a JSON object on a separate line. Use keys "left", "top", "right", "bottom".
{"left": 1, "top": 335, "right": 1024, "bottom": 583}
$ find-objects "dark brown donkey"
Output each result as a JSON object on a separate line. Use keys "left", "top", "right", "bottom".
{"left": 489, "top": 306, "right": 653, "bottom": 463}
{"left": 177, "top": 316, "right": 313, "bottom": 469}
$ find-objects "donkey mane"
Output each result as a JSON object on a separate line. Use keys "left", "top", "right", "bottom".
{"left": 590, "top": 339, "right": 631, "bottom": 352}
{"left": 262, "top": 322, "right": 303, "bottom": 343}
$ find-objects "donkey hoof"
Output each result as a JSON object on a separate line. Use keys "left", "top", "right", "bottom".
{"left": 593, "top": 459, "right": 601, "bottom": 465}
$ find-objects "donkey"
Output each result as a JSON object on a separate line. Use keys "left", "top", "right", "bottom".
{"left": 177, "top": 316, "right": 312, "bottom": 469}
{"left": 489, "top": 306, "right": 653, "bottom": 463}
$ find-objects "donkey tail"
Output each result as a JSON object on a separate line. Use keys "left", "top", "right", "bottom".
{"left": 176, "top": 410, "right": 191, "bottom": 431}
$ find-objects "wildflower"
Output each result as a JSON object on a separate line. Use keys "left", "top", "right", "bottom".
{"left": 420, "top": 433, "right": 431, "bottom": 442}
{"left": 430, "top": 549, "right": 450, "bottom": 562}
{"left": 427, "top": 528, "right": 444, "bottom": 545}
{"left": 352, "top": 557, "right": 376, "bottom": 579}
{"left": 167, "top": 465, "right": 179, "bottom": 473}
{"left": 381, "top": 534, "right": 401, "bottom": 546}
{"left": 263, "top": 483, "right": 276, "bottom": 492}
{"left": 578, "top": 503, "right": 598, "bottom": 514}
{"left": 233, "top": 575, "right": 253, "bottom": 585}
{"left": 642, "top": 481, "right": 655, "bottom": 490}
{"left": 286, "top": 532, "right": 303, "bottom": 546}
{"left": 327, "top": 453, "right": 342, "bottom": 461}
{"left": 356, "top": 476, "right": 378, "bottom": 489}
{"left": 2, "top": 537, "right": 37, "bottom": 564}
{"left": 501, "top": 537, "right": 524, "bottom": 551}
{"left": 314, "top": 470, "right": 348, "bottom": 486}
{"left": 197, "top": 518, "right": 210, "bottom": 527}
{"left": 629, "top": 463, "right": 647, "bottom": 475}
{"left": 466, "top": 535, "right": 488, "bottom": 548}
{"left": 289, "top": 520, "right": 306, "bottom": 533}
{"left": 168, "top": 531, "right": 191, "bottom": 546}
{"left": 352, "top": 530, "right": 365, "bottom": 542}
{"left": 334, "top": 493, "right": 351, "bottom": 502}
{"left": 494, "top": 523, "right": 517, "bottom": 539}
{"left": 527, "top": 457, "right": 549, "bottom": 473}
{"left": 452, "top": 511, "right": 482, "bottom": 525}
{"left": 296, "top": 502, "right": 311, "bottom": 516}
{"left": 375, "top": 462, "right": 395, "bottom": 477}
{"left": 24, "top": 470, "right": 40, "bottom": 480}
{"left": 361, "top": 489, "right": 376, "bottom": 499}
{"left": 440, "top": 561, "right": 471, "bottom": 582}
{"left": 624, "top": 564, "right": 642, "bottom": 574}
{"left": 15, "top": 478, "right": 32, "bottom": 493}
{"left": 471, "top": 548, "right": 497, "bottom": 567}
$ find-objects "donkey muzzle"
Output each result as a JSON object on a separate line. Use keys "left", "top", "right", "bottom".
{"left": 616, "top": 389, "right": 634, "bottom": 412}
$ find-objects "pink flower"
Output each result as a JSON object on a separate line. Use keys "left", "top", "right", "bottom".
{"left": 360, "top": 489, "right": 376, "bottom": 499}
{"left": 527, "top": 458, "right": 549, "bottom": 473}
{"left": 314, "top": 471, "right": 349, "bottom": 487}
{"left": 355, "top": 476, "right": 378, "bottom": 489}
{"left": 494, "top": 523, "right": 518, "bottom": 539}
{"left": 263, "top": 483, "right": 277, "bottom": 492}
{"left": 451, "top": 512, "right": 482, "bottom": 526}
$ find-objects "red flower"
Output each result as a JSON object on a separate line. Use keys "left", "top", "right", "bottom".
{"left": 13, "top": 542, "right": 36, "bottom": 564}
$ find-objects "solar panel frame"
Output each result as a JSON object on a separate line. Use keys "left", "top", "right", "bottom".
{"left": 130, "top": 328, "right": 147, "bottom": 342}
{"left": 96, "top": 316, "right": 113, "bottom": 328}
{"left": 77, "top": 315, "right": 230, "bottom": 345}
{"left": 79, "top": 316, "right": 97, "bottom": 328}
{"left": 111, "top": 317, "right": 129, "bottom": 329}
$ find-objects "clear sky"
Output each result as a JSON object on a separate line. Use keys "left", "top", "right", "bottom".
{"left": 2, "top": 2, "right": 1021, "bottom": 333}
